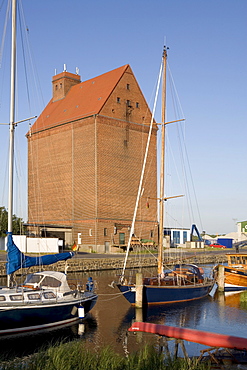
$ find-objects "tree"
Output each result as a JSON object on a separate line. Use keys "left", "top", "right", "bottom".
{"left": 0, "top": 206, "right": 26, "bottom": 237}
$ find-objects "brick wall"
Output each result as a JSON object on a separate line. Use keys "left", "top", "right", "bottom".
{"left": 28, "top": 66, "right": 158, "bottom": 252}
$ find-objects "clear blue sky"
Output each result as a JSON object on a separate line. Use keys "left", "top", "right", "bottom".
{"left": 0, "top": 0, "right": 246, "bottom": 235}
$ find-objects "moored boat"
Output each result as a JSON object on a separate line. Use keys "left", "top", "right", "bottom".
{"left": 0, "top": 0, "right": 97, "bottom": 335}
{"left": 116, "top": 47, "right": 214, "bottom": 305}
{"left": 0, "top": 262, "right": 97, "bottom": 335}
{"left": 118, "top": 263, "right": 213, "bottom": 305}
{"left": 216, "top": 253, "right": 247, "bottom": 291}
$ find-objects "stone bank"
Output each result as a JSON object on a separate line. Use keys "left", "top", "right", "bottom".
{"left": 0, "top": 253, "right": 227, "bottom": 277}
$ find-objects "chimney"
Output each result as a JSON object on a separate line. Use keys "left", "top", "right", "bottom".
{"left": 52, "top": 70, "right": 81, "bottom": 102}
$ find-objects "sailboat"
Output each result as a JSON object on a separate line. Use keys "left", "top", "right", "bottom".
{"left": 116, "top": 46, "right": 214, "bottom": 305}
{"left": 215, "top": 253, "right": 247, "bottom": 291}
{"left": 0, "top": 0, "right": 97, "bottom": 335}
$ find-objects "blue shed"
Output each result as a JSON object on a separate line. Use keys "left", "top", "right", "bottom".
{"left": 217, "top": 238, "right": 233, "bottom": 248}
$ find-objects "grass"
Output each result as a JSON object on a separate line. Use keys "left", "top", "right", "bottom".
{"left": 0, "top": 341, "right": 211, "bottom": 370}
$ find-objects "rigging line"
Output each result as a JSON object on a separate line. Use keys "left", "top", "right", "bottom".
{"left": 14, "top": 144, "right": 24, "bottom": 222}
{"left": 120, "top": 58, "right": 163, "bottom": 283}
{"left": 0, "top": 0, "right": 5, "bottom": 11}
{"left": 174, "top": 122, "right": 195, "bottom": 224}
{"left": 167, "top": 214, "right": 183, "bottom": 228}
{"left": 98, "top": 290, "right": 130, "bottom": 297}
{"left": 12, "top": 70, "right": 29, "bottom": 226}
{"left": 167, "top": 63, "right": 203, "bottom": 229}
{"left": 98, "top": 292, "right": 130, "bottom": 302}
{"left": 0, "top": 0, "right": 10, "bottom": 68}
{"left": 0, "top": 1, "right": 9, "bottom": 114}
{"left": 183, "top": 137, "right": 203, "bottom": 230}
{"left": 167, "top": 66, "right": 202, "bottom": 228}
{"left": 8, "top": 1, "right": 38, "bottom": 227}
{"left": 17, "top": 1, "right": 31, "bottom": 115}
{"left": 167, "top": 62, "right": 185, "bottom": 119}
{"left": 165, "top": 133, "right": 191, "bottom": 225}
{"left": 97, "top": 292, "right": 124, "bottom": 296}
{"left": 19, "top": 0, "right": 46, "bottom": 113}
{"left": 1, "top": 153, "right": 8, "bottom": 206}
{"left": 174, "top": 114, "right": 203, "bottom": 230}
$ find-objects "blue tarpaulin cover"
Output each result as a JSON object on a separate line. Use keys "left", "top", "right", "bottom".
{"left": 6, "top": 233, "right": 74, "bottom": 275}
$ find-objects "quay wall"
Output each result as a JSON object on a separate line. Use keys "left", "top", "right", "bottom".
{"left": 0, "top": 253, "right": 227, "bottom": 277}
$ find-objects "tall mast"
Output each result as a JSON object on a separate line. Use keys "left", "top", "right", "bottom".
{"left": 120, "top": 58, "right": 164, "bottom": 283}
{"left": 8, "top": 0, "right": 17, "bottom": 235}
{"left": 158, "top": 46, "right": 167, "bottom": 276}
{"left": 7, "top": 0, "right": 17, "bottom": 286}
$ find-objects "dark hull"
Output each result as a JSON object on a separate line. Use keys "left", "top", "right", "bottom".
{"left": 0, "top": 294, "right": 97, "bottom": 336}
{"left": 117, "top": 283, "right": 213, "bottom": 305}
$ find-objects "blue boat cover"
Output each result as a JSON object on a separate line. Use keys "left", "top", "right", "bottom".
{"left": 6, "top": 233, "right": 74, "bottom": 275}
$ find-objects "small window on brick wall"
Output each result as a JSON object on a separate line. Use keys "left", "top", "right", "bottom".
{"left": 117, "top": 97, "right": 121, "bottom": 103}
{"left": 119, "top": 233, "right": 125, "bottom": 245}
{"left": 136, "top": 102, "right": 139, "bottom": 108}
{"left": 89, "top": 229, "right": 92, "bottom": 236}
{"left": 126, "top": 83, "right": 130, "bottom": 90}
{"left": 104, "top": 228, "right": 107, "bottom": 236}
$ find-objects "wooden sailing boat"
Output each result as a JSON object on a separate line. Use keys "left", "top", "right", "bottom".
{"left": 216, "top": 253, "right": 247, "bottom": 291}
{"left": 0, "top": 0, "right": 97, "bottom": 336}
{"left": 117, "top": 46, "right": 214, "bottom": 305}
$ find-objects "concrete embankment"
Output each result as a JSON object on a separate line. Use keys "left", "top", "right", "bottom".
{"left": 0, "top": 252, "right": 227, "bottom": 277}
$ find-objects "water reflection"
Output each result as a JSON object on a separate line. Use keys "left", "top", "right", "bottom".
{"left": 0, "top": 314, "right": 97, "bottom": 361}
{"left": 115, "top": 279, "right": 247, "bottom": 356}
{"left": 119, "top": 290, "right": 247, "bottom": 357}
{"left": 1, "top": 268, "right": 247, "bottom": 361}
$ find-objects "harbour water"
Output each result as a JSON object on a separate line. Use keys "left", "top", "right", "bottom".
{"left": 1, "top": 265, "right": 247, "bottom": 362}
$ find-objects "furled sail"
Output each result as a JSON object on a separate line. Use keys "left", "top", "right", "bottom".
{"left": 6, "top": 233, "right": 74, "bottom": 275}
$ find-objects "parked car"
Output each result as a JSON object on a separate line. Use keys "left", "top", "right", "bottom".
{"left": 210, "top": 243, "right": 226, "bottom": 248}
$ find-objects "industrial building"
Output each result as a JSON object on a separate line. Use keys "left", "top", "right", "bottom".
{"left": 27, "top": 65, "right": 158, "bottom": 252}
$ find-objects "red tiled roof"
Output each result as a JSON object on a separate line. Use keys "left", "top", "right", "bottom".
{"left": 30, "top": 64, "right": 129, "bottom": 134}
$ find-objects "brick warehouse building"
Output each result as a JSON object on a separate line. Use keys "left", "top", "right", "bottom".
{"left": 27, "top": 64, "right": 158, "bottom": 252}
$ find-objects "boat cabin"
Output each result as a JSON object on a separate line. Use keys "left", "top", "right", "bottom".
{"left": 227, "top": 254, "right": 247, "bottom": 269}
{"left": 0, "top": 271, "right": 74, "bottom": 305}
{"left": 23, "top": 271, "right": 71, "bottom": 293}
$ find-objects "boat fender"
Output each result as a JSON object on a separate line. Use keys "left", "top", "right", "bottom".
{"left": 199, "top": 268, "right": 204, "bottom": 274}
{"left": 78, "top": 306, "right": 85, "bottom": 319}
{"left": 71, "top": 306, "right": 78, "bottom": 316}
